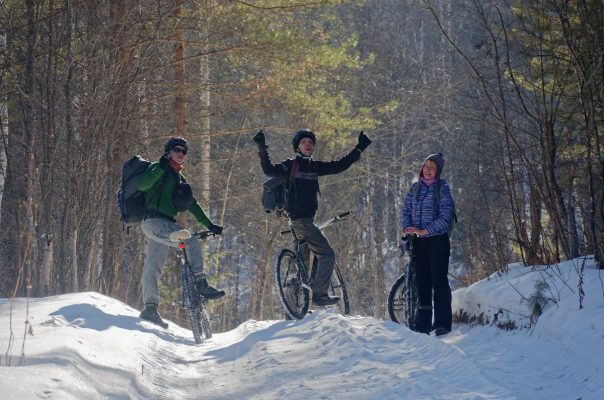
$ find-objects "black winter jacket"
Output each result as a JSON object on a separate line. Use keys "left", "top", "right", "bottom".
{"left": 258, "top": 148, "right": 361, "bottom": 219}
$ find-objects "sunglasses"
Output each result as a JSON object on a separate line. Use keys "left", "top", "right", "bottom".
{"left": 171, "top": 147, "right": 187, "bottom": 155}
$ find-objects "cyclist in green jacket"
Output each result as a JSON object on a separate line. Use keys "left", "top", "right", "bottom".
{"left": 137, "top": 137, "right": 224, "bottom": 328}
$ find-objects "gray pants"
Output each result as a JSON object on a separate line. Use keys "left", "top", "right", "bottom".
{"left": 141, "top": 217, "right": 204, "bottom": 305}
{"left": 291, "top": 218, "right": 336, "bottom": 294}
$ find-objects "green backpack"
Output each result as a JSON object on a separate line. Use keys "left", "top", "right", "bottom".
{"left": 412, "top": 181, "right": 458, "bottom": 237}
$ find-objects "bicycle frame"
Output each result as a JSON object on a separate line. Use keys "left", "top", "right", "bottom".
{"left": 172, "top": 230, "right": 212, "bottom": 290}
{"left": 281, "top": 211, "right": 351, "bottom": 290}
{"left": 282, "top": 223, "right": 313, "bottom": 290}
{"left": 169, "top": 229, "right": 216, "bottom": 343}
{"left": 387, "top": 233, "right": 420, "bottom": 328}
{"left": 274, "top": 211, "right": 351, "bottom": 319}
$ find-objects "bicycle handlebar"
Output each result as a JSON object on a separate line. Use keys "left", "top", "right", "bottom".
{"left": 194, "top": 230, "right": 220, "bottom": 240}
{"left": 280, "top": 211, "right": 352, "bottom": 235}
{"left": 399, "top": 232, "right": 420, "bottom": 257}
{"left": 317, "top": 211, "right": 351, "bottom": 230}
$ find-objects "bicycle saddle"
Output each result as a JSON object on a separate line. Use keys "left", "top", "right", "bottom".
{"left": 170, "top": 229, "right": 192, "bottom": 242}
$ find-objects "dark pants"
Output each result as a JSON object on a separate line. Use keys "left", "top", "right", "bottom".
{"left": 413, "top": 234, "right": 452, "bottom": 333}
{"left": 290, "top": 218, "right": 336, "bottom": 294}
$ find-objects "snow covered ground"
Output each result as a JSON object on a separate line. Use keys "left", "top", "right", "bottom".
{"left": 1, "top": 257, "right": 603, "bottom": 399}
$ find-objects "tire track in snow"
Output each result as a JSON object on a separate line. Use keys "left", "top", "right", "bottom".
{"left": 196, "top": 312, "right": 515, "bottom": 399}
{"left": 138, "top": 335, "right": 193, "bottom": 400}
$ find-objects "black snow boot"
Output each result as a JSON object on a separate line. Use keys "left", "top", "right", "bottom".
{"left": 195, "top": 277, "right": 225, "bottom": 300}
{"left": 139, "top": 303, "right": 168, "bottom": 329}
{"left": 434, "top": 327, "right": 451, "bottom": 337}
{"left": 312, "top": 292, "right": 339, "bottom": 306}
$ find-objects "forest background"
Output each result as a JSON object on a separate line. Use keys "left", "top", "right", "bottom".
{"left": 1, "top": 0, "right": 602, "bottom": 332}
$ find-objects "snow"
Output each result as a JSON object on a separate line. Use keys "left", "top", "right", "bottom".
{"left": 1, "top": 257, "right": 603, "bottom": 400}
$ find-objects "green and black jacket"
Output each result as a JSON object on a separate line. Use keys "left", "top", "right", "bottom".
{"left": 137, "top": 162, "right": 212, "bottom": 227}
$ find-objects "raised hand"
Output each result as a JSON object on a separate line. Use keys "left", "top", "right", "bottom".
{"left": 207, "top": 223, "right": 223, "bottom": 235}
{"left": 253, "top": 130, "right": 267, "bottom": 149}
{"left": 356, "top": 131, "right": 372, "bottom": 152}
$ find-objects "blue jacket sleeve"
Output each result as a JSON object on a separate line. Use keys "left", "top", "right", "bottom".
{"left": 402, "top": 184, "right": 414, "bottom": 229}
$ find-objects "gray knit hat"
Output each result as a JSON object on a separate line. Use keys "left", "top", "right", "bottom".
{"left": 421, "top": 152, "right": 445, "bottom": 176}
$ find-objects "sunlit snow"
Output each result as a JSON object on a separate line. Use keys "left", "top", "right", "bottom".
{"left": 1, "top": 257, "right": 602, "bottom": 399}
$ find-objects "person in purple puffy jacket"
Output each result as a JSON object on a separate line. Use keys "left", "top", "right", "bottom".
{"left": 402, "top": 152, "right": 453, "bottom": 336}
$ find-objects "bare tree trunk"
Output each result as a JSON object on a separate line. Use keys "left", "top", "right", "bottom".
{"left": 173, "top": 0, "right": 186, "bottom": 136}
{"left": 19, "top": 0, "right": 37, "bottom": 298}
{"left": 199, "top": 47, "right": 211, "bottom": 207}
{"left": 557, "top": 1, "right": 604, "bottom": 266}
{"left": 527, "top": 181, "right": 543, "bottom": 266}
{"left": 71, "top": 229, "right": 78, "bottom": 292}
{"left": 40, "top": 236, "right": 53, "bottom": 296}
{"left": 213, "top": 120, "right": 245, "bottom": 329}
{"left": 0, "top": 31, "right": 7, "bottom": 224}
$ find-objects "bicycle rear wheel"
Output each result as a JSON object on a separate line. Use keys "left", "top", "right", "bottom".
{"left": 329, "top": 265, "right": 350, "bottom": 315}
{"left": 182, "top": 271, "right": 212, "bottom": 343}
{"left": 387, "top": 269, "right": 417, "bottom": 329}
{"left": 274, "top": 249, "right": 309, "bottom": 319}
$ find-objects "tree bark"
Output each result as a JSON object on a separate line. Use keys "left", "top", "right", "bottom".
{"left": 173, "top": 0, "right": 186, "bottom": 136}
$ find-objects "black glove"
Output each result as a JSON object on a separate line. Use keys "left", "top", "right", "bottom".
{"left": 253, "top": 130, "right": 268, "bottom": 150}
{"left": 399, "top": 236, "right": 410, "bottom": 256}
{"left": 159, "top": 154, "right": 170, "bottom": 170}
{"left": 355, "top": 131, "right": 372, "bottom": 152}
{"left": 207, "top": 224, "right": 223, "bottom": 235}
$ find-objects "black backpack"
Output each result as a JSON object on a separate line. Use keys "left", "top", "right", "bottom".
{"left": 116, "top": 155, "right": 151, "bottom": 226}
{"left": 261, "top": 158, "right": 298, "bottom": 214}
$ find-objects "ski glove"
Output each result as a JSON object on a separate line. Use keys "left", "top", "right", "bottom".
{"left": 355, "top": 131, "right": 372, "bottom": 152}
{"left": 253, "top": 130, "right": 268, "bottom": 150}
{"left": 208, "top": 224, "right": 223, "bottom": 235}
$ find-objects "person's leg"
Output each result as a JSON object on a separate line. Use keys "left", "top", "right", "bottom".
{"left": 141, "top": 221, "right": 170, "bottom": 305}
{"left": 139, "top": 219, "right": 171, "bottom": 328}
{"left": 427, "top": 234, "right": 452, "bottom": 332}
{"left": 141, "top": 217, "right": 224, "bottom": 302}
{"left": 413, "top": 238, "right": 433, "bottom": 334}
{"left": 291, "top": 218, "right": 335, "bottom": 294}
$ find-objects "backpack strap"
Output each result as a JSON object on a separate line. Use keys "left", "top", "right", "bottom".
{"left": 432, "top": 180, "right": 456, "bottom": 225}
{"left": 153, "top": 171, "right": 169, "bottom": 214}
{"left": 285, "top": 158, "right": 298, "bottom": 210}
{"left": 412, "top": 182, "right": 420, "bottom": 199}
{"left": 433, "top": 180, "right": 441, "bottom": 208}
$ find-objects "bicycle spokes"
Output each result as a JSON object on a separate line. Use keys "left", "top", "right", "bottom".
{"left": 275, "top": 249, "right": 310, "bottom": 319}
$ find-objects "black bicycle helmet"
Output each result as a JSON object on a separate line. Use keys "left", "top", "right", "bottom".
{"left": 164, "top": 137, "right": 188, "bottom": 153}
{"left": 291, "top": 129, "right": 316, "bottom": 151}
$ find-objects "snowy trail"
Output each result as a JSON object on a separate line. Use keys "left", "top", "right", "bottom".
{"left": 132, "top": 311, "right": 514, "bottom": 400}
{"left": 2, "top": 259, "right": 603, "bottom": 400}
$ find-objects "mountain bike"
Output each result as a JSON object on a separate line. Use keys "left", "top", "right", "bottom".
{"left": 387, "top": 233, "right": 420, "bottom": 328}
{"left": 274, "top": 211, "right": 351, "bottom": 320}
{"left": 169, "top": 229, "right": 217, "bottom": 344}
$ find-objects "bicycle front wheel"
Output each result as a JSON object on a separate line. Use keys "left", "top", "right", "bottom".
{"left": 183, "top": 272, "right": 212, "bottom": 343}
{"left": 387, "top": 270, "right": 417, "bottom": 329}
{"left": 329, "top": 265, "right": 350, "bottom": 315}
{"left": 274, "top": 249, "right": 309, "bottom": 319}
